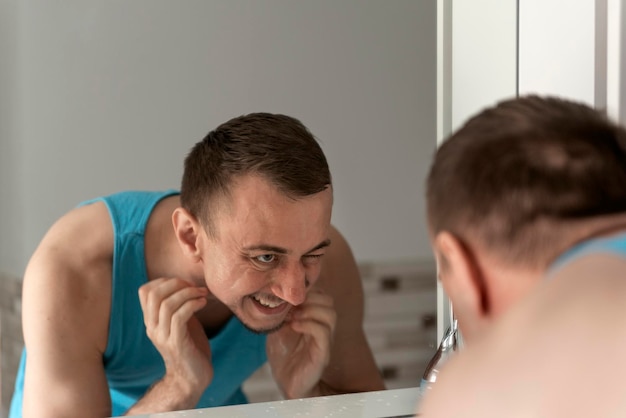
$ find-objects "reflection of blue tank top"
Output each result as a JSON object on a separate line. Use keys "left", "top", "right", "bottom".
{"left": 549, "top": 232, "right": 626, "bottom": 275}
{"left": 10, "top": 190, "right": 267, "bottom": 417}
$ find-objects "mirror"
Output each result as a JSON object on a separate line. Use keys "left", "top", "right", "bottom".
{"left": 0, "top": 0, "right": 438, "bottom": 410}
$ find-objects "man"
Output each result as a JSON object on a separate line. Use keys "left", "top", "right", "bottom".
{"left": 419, "top": 96, "right": 626, "bottom": 417}
{"left": 10, "top": 113, "right": 385, "bottom": 417}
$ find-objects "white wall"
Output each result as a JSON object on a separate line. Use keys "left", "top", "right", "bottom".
{"left": 518, "top": 0, "right": 597, "bottom": 106}
{"left": 1, "top": 1, "right": 437, "bottom": 277}
{"left": 450, "top": 0, "right": 517, "bottom": 132}
{"left": 607, "top": 0, "right": 626, "bottom": 123}
{"left": 518, "top": 1, "right": 626, "bottom": 120}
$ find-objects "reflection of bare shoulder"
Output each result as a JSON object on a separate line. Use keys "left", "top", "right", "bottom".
{"left": 420, "top": 255, "right": 626, "bottom": 418}
{"left": 31, "top": 201, "right": 114, "bottom": 279}
{"left": 23, "top": 201, "right": 114, "bottom": 353}
{"left": 317, "top": 225, "right": 361, "bottom": 303}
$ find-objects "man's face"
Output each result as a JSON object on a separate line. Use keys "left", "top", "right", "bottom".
{"left": 200, "top": 175, "right": 333, "bottom": 334}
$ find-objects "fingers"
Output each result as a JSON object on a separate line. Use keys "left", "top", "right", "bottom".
{"left": 157, "top": 286, "right": 207, "bottom": 337}
{"left": 169, "top": 297, "right": 207, "bottom": 343}
{"left": 139, "top": 278, "right": 208, "bottom": 340}
{"left": 290, "top": 291, "right": 335, "bottom": 327}
{"left": 289, "top": 290, "right": 336, "bottom": 355}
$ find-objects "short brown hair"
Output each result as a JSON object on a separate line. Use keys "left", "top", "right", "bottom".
{"left": 181, "top": 113, "right": 331, "bottom": 235}
{"left": 427, "top": 95, "right": 626, "bottom": 267}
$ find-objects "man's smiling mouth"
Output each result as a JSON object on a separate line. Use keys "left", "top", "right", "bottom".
{"left": 252, "top": 294, "right": 286, "bottom": 309}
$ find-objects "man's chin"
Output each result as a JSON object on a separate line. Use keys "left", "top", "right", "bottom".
{"left": 237, "top": 316, "right": 287, "bottom": 335}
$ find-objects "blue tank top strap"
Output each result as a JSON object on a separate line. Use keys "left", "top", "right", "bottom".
{"left": 548, "top": 231, "right": 626, "bottom": 277}
{"left": 79, "top": 189, "right": 179, "bottom": 236}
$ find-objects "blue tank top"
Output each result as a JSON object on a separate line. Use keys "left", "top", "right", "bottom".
{"left": 548, "top": 231, "right": 626, "bottom": 274}
{"left": 10, "top": 190, "right": 267, "bottom": 417}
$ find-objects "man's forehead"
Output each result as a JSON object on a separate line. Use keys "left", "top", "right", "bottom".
{"left": 242, "top": 239, "right": 332, "bottom": 255}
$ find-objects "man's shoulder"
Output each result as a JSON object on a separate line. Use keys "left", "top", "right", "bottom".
{"left": 421, "top": 275, "right": 626, "bottom": 417}
{"left": 22, "top": 201, "right": 114, "bottom": 353}
{"left": 318, "top": 225, "right": 360, "bottom": 291}
{"left": 549, "top": 250, "right": 626, "bottom": 290}
{"left": 28, "top": 201, "right": 115, "bottom": 285}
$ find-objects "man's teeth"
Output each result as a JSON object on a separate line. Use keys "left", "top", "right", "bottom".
{"left": 253, "top": 295, "right": 284, "bottom": 308}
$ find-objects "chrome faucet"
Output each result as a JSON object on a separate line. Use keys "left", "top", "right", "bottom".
{"left": 420, "top": 318, "right": 458, "bottom": 394}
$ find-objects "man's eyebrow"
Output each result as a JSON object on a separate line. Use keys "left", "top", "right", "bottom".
{"left": 306, "top": 239, "right": 331, "bottom": 254}
{"left": 243, "top": 239, "right": 331, "bottom": 255}
{"left": 243, "top": 245, "right": 289, "bottom": 254}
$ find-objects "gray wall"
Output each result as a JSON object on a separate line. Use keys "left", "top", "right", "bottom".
{"left": 0, "top": 0, "right": 437, "bottom": 278}
{"left": 0, "top": 0, "right": 21, "bottom": 277}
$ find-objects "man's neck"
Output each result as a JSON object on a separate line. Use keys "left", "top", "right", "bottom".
{"left": 143, "top": 195, "right": 234, "bottom": 332}
{"left": 485, "top": 213, "right": 626, "bottom": 317}
{"left": 144, "top": 195, "right": 196, "bottom": 283}
{"left": 483, "top": 259, "right": 543, "bottom": 318}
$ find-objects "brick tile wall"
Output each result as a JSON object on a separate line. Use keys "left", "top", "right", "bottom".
{"left": 1, "top": 273, "right": 23, "bottom": 418}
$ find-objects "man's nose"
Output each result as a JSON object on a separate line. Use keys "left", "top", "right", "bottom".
{"left": 271, "top": 262, "right": 309, "bottom": 306}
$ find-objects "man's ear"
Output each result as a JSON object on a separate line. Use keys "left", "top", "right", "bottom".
{"left": 172, "top": 207, "right": 204, "bottom": 261}
{"left": 434, "top": 231, "right": 489, "bottom": 341}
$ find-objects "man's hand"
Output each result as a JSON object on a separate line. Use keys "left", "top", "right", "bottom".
{"left": 266, "top": 289, "right": 337, "bottom": 399}
{"left": 138, "top": 278, "right": 213, "bottom": 399}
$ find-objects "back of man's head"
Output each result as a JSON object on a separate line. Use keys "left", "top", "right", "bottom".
{"left": 427, "top": 95, "right": 626, "bottom": 269}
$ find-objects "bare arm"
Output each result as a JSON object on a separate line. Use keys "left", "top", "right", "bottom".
{"left": 21, "top": 203, "right": 208, "bottom": 417}
{"left": 124, "top": 374, "right": 206, "bottom": 415}
{"left": 315, "top": 225, "right": 386, "bottom": 394}
{"left": 22, "top": 204, "right": 114, "bottom": 418}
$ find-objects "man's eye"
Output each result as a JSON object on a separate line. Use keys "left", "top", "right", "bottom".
{"left": 303, "top": 254, "right": 324, "bottom": 264}
{"left": 255, "top": 254, "right": 276, "bottom": 263}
